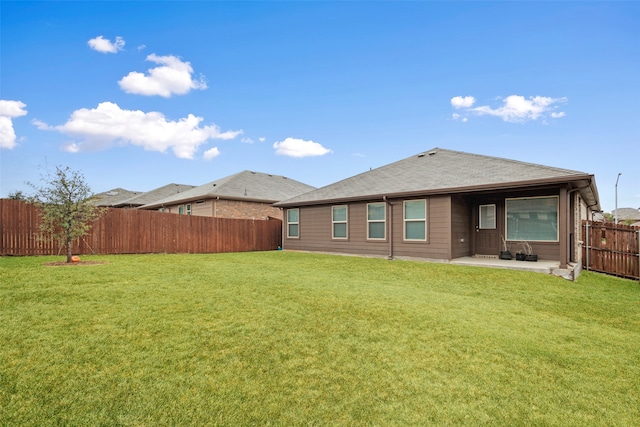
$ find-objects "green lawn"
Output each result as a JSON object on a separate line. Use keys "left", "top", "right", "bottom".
{"left": 1, "top": 252, "right": 639, "bottom": 426}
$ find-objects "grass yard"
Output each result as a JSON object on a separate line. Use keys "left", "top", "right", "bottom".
{"left": 1, "top": 251, "right": 639, "bottom": 426}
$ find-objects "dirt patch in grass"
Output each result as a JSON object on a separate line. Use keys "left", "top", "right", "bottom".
{"left": 44, "top": 261, "right": 106, "bottom": 267}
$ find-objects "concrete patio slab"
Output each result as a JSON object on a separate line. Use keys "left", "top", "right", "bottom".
{"left": 450, "top": 256, "right": 578, "bottom": 280}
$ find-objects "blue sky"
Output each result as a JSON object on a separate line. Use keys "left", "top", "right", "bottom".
{"left": 1, "top": 1, "right": 638, "bottom": 212}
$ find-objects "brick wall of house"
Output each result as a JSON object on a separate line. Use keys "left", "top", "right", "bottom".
{"left": 215, "top": 199, "right": 283, "bottom": 220}
{"left": 159, "top": 199, "right": 283, "bottom": 220}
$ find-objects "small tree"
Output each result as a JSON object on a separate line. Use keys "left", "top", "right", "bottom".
{"left": 7, "top": 190, "right": 26, "bottom": 200}
{"left": 28, "top": 166, "right": 106, "bottom": 262}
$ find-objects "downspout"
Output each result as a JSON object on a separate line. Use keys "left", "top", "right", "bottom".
{"left": 383, "top": 196, "right": 393, "bottom": 260}
{"left": 213, "top": 196, "right": 219, "bottom": 217}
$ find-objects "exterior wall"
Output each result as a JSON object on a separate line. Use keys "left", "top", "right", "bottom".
{"left": 471, "top": 188, "right": 563, "bottom": 261}
{"left": 573, "top": 193, "right": 588, "bottom": 264}
{"left": 282, "top": 195, "right": 454, "bottom": 260}
{"left": 214, "top": 199, "right": 282, "bottom": 220}
{"left": 450, "top": 195, "right": 472, "bottom": 259}
{"left": 390, "top": 196, "right": 452, "bottom": 260}
{"left": 283, "top": 185, "right": 584, "bottom": 263}
{"left": 159, "top": 199, "right": 283, "bottom": 220}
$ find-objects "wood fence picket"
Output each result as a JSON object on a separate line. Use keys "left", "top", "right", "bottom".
{"left": 582, "top": 220, "right": 640, "bottom": 281}
{"left": 0, "top": 199, "right": 281, "bottom": 256}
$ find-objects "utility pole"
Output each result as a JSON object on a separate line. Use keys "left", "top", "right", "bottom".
{"left": 615, "top": 173, "right": 621, "bottom": 223}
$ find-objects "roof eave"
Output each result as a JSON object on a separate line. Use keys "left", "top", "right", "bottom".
{"left": 275, "top": 174, "right": 598, "bottom": 208}
{"left": 140, "top": 194, "right": 279, "bottom": 209}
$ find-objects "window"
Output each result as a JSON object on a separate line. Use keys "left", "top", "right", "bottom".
{"left": 186, "top": 204, "right": 192, "bottom": 215}
{"left": 287, "top": 209, "right": 299, "bottom": 238}
{"left": 178, "top": 205, "right": 185, "bottom": 215}
{"left": 479, "top": 204, "right": 496, "bottom": 229}
{"left": 404, "top": 200, "right": 426, "bottom": 241}
{"left": 332, "top": 205, "right": 348, "bottom": 239}
{"left": 506, "top": 196, "right": 558, "bottom": 241}
{"left": 367, "top": 203, "right": 386, "bottom": 240}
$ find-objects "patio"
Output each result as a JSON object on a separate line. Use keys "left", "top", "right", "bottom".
{"left": 450, "top": 256, "right": 578, "bottom": 280}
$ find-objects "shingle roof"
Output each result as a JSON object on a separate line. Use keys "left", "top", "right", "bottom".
{"left": 94, "top": 188, "right": 143, "bottom": 206}
{"left": 612, "top": 208, "right": 640, "bottom": 221}
{"left": 276, "top": 148, "right": 599, "bottom": 207}
{"left": 140, "top": 170, "right": 316, "bottom": 209}
{"left": 114, "top": 183, "right": 195, "bottom": 207}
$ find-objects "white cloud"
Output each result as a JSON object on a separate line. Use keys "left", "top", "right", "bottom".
{"left": 0, "top": 100, "right": 27, "bottom": 149}
{"left": 203, "top": 147, "right": 220, "bottom": 160}
{"left": 273, "top": 137, "right": 332, "bottom": 158}
{"left": 241, "top": 137, "right": 254, "bottom": 144}
{"left": 451, "top": 96, "right": 476, "bottom": 109}
{"left": 88, "top": 35, "right": 125, "bottom": 53}
{"left": 118, "top": 54, "right": 207, "bottom": 97}
{"left": 452, "top": 95, "right": 567, "bottom": 123}
{"left": 258, "top": 137, "right": 266, "bottom": 142}
{"left": 451, "top": 113, "right": 468, "bottom": 123}
{"left": 36, "top": 102, "right": 242, "bottom": 159}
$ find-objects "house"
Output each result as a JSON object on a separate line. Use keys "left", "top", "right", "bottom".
{"left": 611, "top": 207, "right": 640, "bottom": 224}
{"left": 275, "top": 148, "right": 600, "bottom": 273}
{"left": 111, "top": 183, "right": 195, "bottom": 208}
{"left": 140, "top": 170, "right": 316, "bottom": 220}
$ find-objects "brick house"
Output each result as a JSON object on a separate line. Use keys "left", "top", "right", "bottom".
{"left": 140, "top": 170, "right": 315, "bottom": 220}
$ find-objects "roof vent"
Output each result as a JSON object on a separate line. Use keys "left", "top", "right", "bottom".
{"left": 106, "top": 191, "right": 119, "bottom": 196}
{"left": 428, "top": 151, "right": 437, "bottom": 156}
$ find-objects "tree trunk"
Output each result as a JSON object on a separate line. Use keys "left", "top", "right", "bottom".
{"left": 66, "top": 235, "right": 73, "bottom": 263}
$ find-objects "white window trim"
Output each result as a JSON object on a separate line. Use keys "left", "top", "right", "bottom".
{"left": 505, "top": 196, "right": 559, "bottom": 242}
{"left": 479, "top": 204, "right": 496, "bottom": 230}
{"left": 403, "top": 199, "right": 427, "bottom": 241}
{"left": 186, "top": 204, "right": 192, "bottom": 215}
{"left": 332, "top": 205, "right": 348, "bottom": 240}
{"left": 287, "top": 208, "right": 300, "bottom": 239}
{"left": 367, "top": 202, "right": 386, "bottom": 240}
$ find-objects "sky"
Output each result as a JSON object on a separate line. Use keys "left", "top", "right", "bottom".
{"left": 1, "top": 1, "right": 639, "bottom": 213}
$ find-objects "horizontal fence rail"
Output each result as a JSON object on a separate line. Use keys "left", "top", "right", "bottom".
{"left": 582, "top": 220, "right": 639, "bottom": 281}
{"left": 0, "top": 199, "right": 282, "bottom": 256}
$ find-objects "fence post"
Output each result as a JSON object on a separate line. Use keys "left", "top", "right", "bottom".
{"left": 638, "top": 229, "right": 640, "bottom": 283}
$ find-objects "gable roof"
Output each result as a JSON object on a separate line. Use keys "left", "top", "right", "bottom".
{"left": 94, "top": 188, "right": 143, "bottom": 206}
{"left": 113, "top": 183, "right": 195, "bottom": 207}
{"left": 141, "top": 170, "right": 316, "bottom": 209}
{"left": 275, "top": 148, "right": 600, "bottom": 209}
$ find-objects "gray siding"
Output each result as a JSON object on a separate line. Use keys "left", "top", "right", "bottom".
{"left": 450, "top": 195, "right": 472, "bottom": 259}
{"left": 283, "top": 196, "right": 454, "bottom": 260}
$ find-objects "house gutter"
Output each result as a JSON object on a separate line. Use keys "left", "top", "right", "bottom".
{"left": 383, "top": 196, "right": 394, "bottom": 260}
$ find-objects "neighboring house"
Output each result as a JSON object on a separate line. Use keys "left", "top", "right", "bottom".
{"left": 275, "top": 148, "right": 600, "bottom": 271}
{"left": 140, "top": 170, "right": 316, "bottom": 220}
{"left": 611, "top": 207, "right": 640, "bottom": 224}
{"left": 111, "top": 183, "right": 195, "bottom": 208}
{"left": 94, "top": 188, "right": 143, "bottom": 207}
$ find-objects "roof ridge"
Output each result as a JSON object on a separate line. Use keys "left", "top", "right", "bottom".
{"left": 430, "top": 147, "right": 585, "bottom": 175}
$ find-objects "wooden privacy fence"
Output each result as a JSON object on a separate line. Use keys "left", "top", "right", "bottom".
{"left": 0, "top": 199, "right": 282, "bottom": 256}
{"left": 582, "top": 220, "right": 640, "bottom": 281}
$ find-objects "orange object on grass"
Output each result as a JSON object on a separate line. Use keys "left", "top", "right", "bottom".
{"left": 71, "top": 256, "right": 80, "bottom": 263}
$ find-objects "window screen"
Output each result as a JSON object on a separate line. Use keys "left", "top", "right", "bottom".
{"left": 506, "top": 197, "right": 558, "bottom": 241}
{"left": 367, "top": 203, "right": 386, "bottom": 239}
{"left": 404, "top": 200, "right": 426, "bottom": 240}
